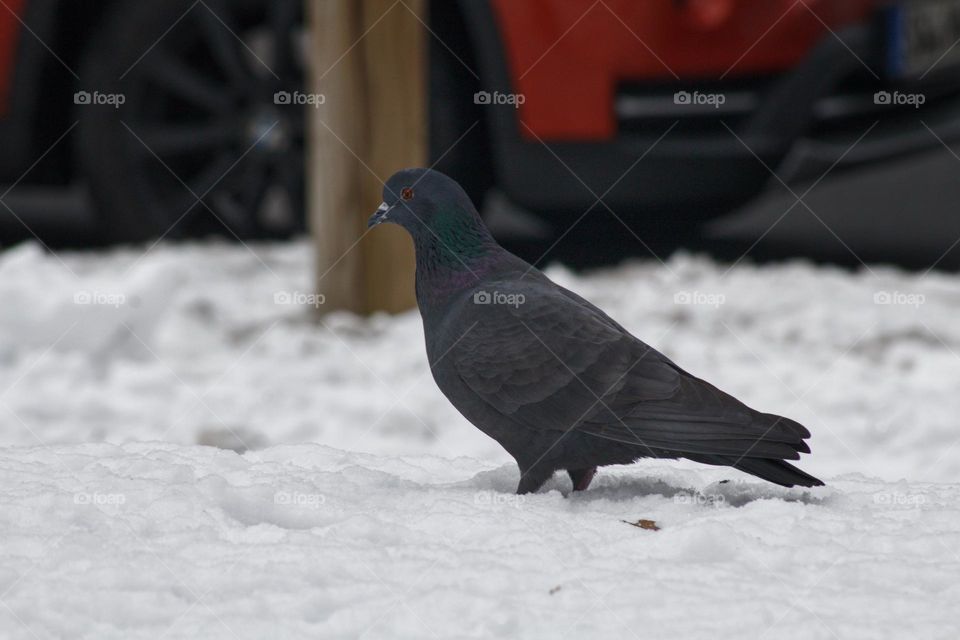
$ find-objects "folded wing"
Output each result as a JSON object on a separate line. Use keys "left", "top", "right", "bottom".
{"left": 449, "top": 278, "right": 812, "bottom": 463}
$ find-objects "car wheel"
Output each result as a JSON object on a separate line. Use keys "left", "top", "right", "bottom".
{"left": 76, "top": 0, "right": 305, "bottom": 243}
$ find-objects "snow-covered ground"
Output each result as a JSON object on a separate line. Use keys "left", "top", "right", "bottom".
{"left": 0, "top": 239, "right": 958, "bottom": 638}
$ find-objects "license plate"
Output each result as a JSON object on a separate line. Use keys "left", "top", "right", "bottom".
{"left": 886, "top": 0, "right": 960, "bottom": 78}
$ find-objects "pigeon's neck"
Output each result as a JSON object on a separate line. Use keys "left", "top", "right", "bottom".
{"left": 412, "top": 213, "right": 505, "bottom": 306}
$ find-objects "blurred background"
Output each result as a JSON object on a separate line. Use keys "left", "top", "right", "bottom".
{"left": 0, "top": 0, "right": 958, "bottom": 483}
{"left": 1, "top": 0, "right": 959, "bottom": 269}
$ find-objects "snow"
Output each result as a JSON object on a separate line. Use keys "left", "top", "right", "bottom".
{"left": 1, "top": 239, "right": 959, "bottom": 638}
{"left": 1, "top": 444, "right": 957, "bottom": 639}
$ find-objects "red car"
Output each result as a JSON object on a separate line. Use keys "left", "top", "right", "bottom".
{"left": 1, "top": 0, "right": 959, "bottom": 245}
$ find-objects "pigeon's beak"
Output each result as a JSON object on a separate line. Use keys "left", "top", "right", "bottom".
{"left": 367, "top": 202, "right": 393, "bottom": 228}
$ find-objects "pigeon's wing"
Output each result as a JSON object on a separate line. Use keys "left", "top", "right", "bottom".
{"left": 448, "top": 279, "right": 674, "bottom": 433}
{"left": 449, "top": 278, "right": 811, "bottom": 461}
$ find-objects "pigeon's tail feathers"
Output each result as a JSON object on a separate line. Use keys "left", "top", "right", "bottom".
{"left": 677, "top": 412, "right": 823, "bottom": 487}
{"left": 580, "top": 410, "right": 815, "bottom": 461}
{"left": 581, "top": 402, "right": 822, "bottom": 486}
{"left": 730, "top": 458, "right": 824, "bottom": 488}
{"left": 758, "top": 412, "right": 811, "bottom": 441}
{"left": 684, "top": 454, "right": 824, "bottom": 487}
{"left": 681, "top": 414, "right": 823, "bottom": 487}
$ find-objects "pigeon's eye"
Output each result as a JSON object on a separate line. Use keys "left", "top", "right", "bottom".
{"left": 401, "top": 187, "right": 414, "bottom": 201}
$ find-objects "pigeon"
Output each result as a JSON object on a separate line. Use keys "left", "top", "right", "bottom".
{"left": 368, "top": 168, "right": 824, "bottom": 494}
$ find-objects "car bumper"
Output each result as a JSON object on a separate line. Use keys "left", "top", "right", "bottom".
{"left": 493, "top": 22, "right": 960, "bottom": 219}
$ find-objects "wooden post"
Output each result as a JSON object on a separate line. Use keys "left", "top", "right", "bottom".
{"left": 308, "top": 0, "right": 424, "bottom": 314}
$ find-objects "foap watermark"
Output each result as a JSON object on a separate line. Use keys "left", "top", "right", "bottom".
{"left": 74, "top": 90, "right": 126, "bottom": 109}
{"left": 674, "top": 492, "right": 726, "bottom": 508}
{"left": 474, "top": 90, "right": 525, "bottom": 108}
{"left": 274, "top": 491, "right": 326, "bottom": 508}
{"left": 674, "top": 290, "right": 725, "bottom": 308}
{"left": 874, "top": 90, "right": 925, "bottom": 109}
{"left": 74, "top": 492, "right": 126, "bottom": 506}
{"left": 873, "top": 290, "right": 924, "bottom": 308}
{"left": 74, "top": 290, "right": 127, "bottom": 308}
{"left": 674, "top": 90, "right": 726, "bottom": 109}
{"left": 274, "top": 290, "right": 326, "bottom": 308}
{"left": 473, "top": 290, "right": 525, "bottom": 307}
{"left": 274, "top": 90, "right": 326, "bottom": 108}
{"left": 474, "top": 490, "right": 525, "bottom": 508}
{"left": 873, "top": 492, "right": 926, "bottom": 507}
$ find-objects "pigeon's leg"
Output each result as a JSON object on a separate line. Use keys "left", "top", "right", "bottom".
{"left": 516, "top": 465, "right": 554, "bottom": 495}
{"left": 567, "top": 467, "right": 597, "bottom": 492}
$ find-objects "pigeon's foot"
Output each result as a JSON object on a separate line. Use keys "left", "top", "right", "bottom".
{"left": 568, "top": 467, "right": 597, "bottom": 492}
{"left": 516, "top": 465, "right": 554, "bottom": 494}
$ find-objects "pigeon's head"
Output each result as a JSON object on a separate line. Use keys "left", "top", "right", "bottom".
{"left": 367, "top": 168, "right": 482, "bottom": 240}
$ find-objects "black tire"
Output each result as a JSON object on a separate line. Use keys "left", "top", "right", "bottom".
{"left": 76, "top": 0, "right": 305, "bottom": 243}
